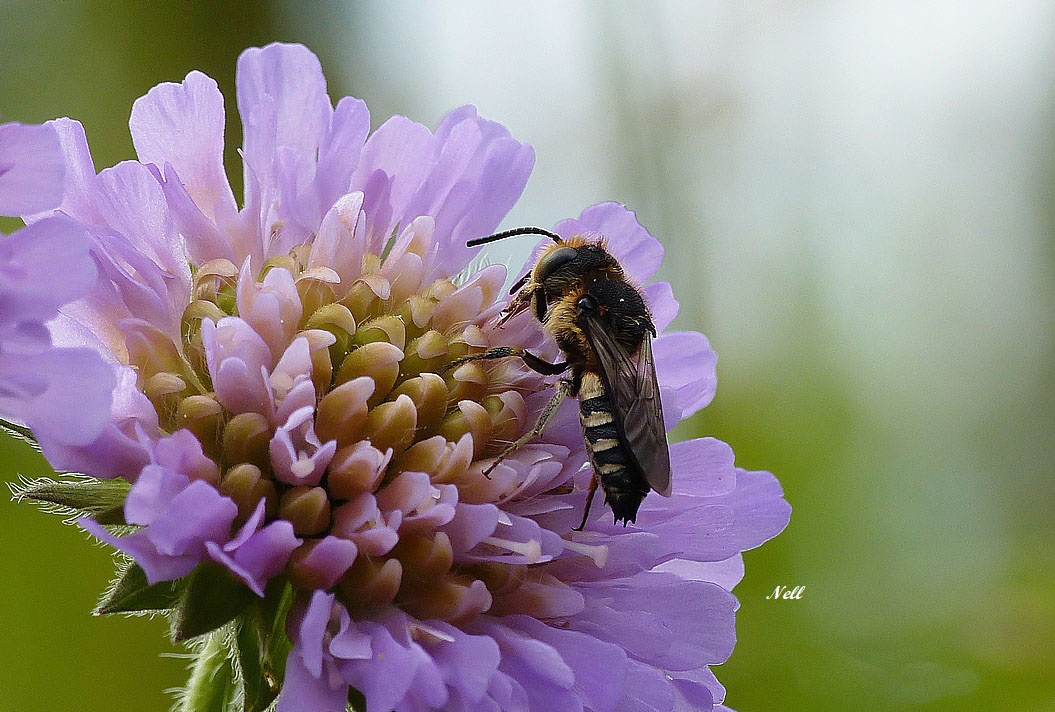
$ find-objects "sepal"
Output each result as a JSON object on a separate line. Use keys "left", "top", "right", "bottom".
{"left": 0, "top": 418, "right": 41, "bottom": 452}
{"left": 175, "top": 580, "right": 295, "bottom": 712}
{"left": 171, "top": 562, "right": 254, "bottom": 643}
{"left": 234, "top": 618, "right": 272, "bottom": 712}
{"left": 10, "top": 475, "right": 130, "bottom": 524}
{"left": 95, "top": 560, "right": 183, "bottom": 615}
{"left": 234, "top": 580, "right": 294, "bottom": 712}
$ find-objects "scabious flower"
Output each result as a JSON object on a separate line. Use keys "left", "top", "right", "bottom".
{"left": 0, "top": 121, "right": 113, "bottom": 446}
{"left": 13, "top": 43, "right": 789, "bottom": 711}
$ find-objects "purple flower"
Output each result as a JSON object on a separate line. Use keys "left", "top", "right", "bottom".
{"left": 18, "top": 42, "right": 788, "bottom": 711}
{"left": 0, "top": 122, "right": 113, "bottom": 447}
{"left": 79, "top": 429, "right": 299, "bottom": 593}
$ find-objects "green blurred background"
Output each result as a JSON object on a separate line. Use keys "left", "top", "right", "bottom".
{"left": 1, "top": 2, "right": 1053, "bottom": 710}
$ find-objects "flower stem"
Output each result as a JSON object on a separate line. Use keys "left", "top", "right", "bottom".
{"left": 180, "top": 629, "right": 237, "bottom": 712}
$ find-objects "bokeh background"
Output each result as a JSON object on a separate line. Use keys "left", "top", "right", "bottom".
{"left": 1, "top": 2, "right": 1053, "bottom": 710}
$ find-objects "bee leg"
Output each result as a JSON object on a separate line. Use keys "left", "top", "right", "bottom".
{"left": 572, "top": 475, "right": 599, "bottom": 531}
{"left": 481, "top": 378, "right": 572, "bottom": 477}
{"left": 441, "top": 347, "right": 568, "bottom": 376}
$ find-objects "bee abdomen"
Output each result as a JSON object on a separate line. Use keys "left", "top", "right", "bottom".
{"left": 578, "top": 374, "right": 649, "bottom": 525}
{"left": 584, "top": 419, "right": 619, "bottom": 443}
{"left": 599, "top": 466, "right": 649, "bottom": 525}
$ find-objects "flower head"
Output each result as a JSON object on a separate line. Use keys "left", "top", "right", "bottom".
{"left": 19, "top": 43, "right": 789, "bottom": 711}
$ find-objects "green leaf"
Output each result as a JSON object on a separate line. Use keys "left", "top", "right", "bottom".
{"left": 10, "top": 475, "right": 130, "bottom": 523}
{"left": 235, "top": 579, "right": 294, "bottom": 712}
{"left": 94, "top": 561, "right": 183, "bottom": 615}
{"left": 180, "top": 629, "right": 239, "bottom": 712}
{"left": 171, "top": 563, "right": 254, "bottom": 643}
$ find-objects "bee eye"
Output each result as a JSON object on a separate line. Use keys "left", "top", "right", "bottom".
{"left": 576, "top": 295, "right": 597, "bottom": 314}
{"left": 536, "top": 246, "right": 578, "bottom": 281}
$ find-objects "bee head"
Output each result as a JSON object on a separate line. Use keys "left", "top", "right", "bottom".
{"left": 466, "top": 227, "right": 622, "bottom": 325}
{"left": 534, "top": 245, "right": 579, "bottom": 282}
{"left": 531, "top": 239, "right": 621, "bottom": 290}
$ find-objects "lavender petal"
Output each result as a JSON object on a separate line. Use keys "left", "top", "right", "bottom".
{"left": 129, "top": 70, "right": 238, "bottom": 226}
{"left": 0, "top": 122, "right": 65, "bottom": 216}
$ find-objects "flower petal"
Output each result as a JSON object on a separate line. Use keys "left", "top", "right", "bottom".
{"left": 636, "top": 468, "right": 791, "bottom": 565}
{"left": 45, "top": 118, "right": 102, "bottom": 225}
{"left": 337, "top": 622, "right": 420, "bottom": 712}
{"left": 0, "top": 344, "right": 114, "bottom": 447}
{"left": 505, "top": 615, "right": 629, "bottom": 712}
{"left": 645, "top": 281, "right": 679, "bottom": 333}
{"left": 278, "top": 644, "right": 347, "bottom": 712}
{"left": 129, "top": 70, "right": 237, "bottom": 225}
{"left": 295, "top": 535, "right": 360, "bottom": 590}
{"left": 0, "top": 122, "right": 65, "bottom": 216}
{"left": 201, "top": 317, "right": 272, "bottom": 415}
{"left": 0, "top": 215, "right": 96, "bottom": 321}
{"left": 576, "top": 573, "right": 738, "bottom": 670}
{"left": 653, "top": 554, "right": 746, "bottom": 591}
{"left": 237, "top": 42, "right": 332, "bottom": 243}
{"left": 402, "top": 106, "right": 535, "bottom": 277}
{"left": 619, "top": 661, "right": 676, "bottom": 712}
{"left": 666, "top": 437, "right": 737, "bottom": 499}
{"left": 207, "top": 519, "right": 300, "bottom": 596}
{"left": 349, "top": 114, "right": 433, "bottom": 249}
{"left": 554, "top": 202, "right": 665, "bottom": 283}
{"left": 652, "top": 330, "right": 718, "bottom": 420}
{"left": 709, "top": 468, "right": 792, "bottom": 552}
{"left": 145, "top": 479, "right": 237, "bottom": 557}
{"left": 315, "top": 97, "right": 370, "bottom": 216}
{"left": 91, "top": 161, "right": 191, "bottom": 336}
{"left": 427, "top": 621, "right": 501, "bottom": 705}
{"left": 309, "top": 191, "right": 367, "bottom": 288}
{"left": 38, "top": 366, "right": 155, "bottom": 479}
{"left": 476, "top": 619, "right": 578, "bottom": 712}
{"left": 297, "top": 591, "right": 338, "bottom": 677}
{"left": 80, "top": 519, "right": 198, "bottom": 583}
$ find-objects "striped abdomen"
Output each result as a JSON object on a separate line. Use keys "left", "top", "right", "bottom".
{"left": 578, "top": 372, "right": 650, "bottom": 524}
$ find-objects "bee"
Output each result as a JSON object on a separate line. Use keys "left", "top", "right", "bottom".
{"left": 444, "top": 226, "right": 671, "bottom": 529}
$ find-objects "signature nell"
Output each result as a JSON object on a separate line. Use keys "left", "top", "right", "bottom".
{"left": 766, "top": 585, "right": 805, "bottom": 600}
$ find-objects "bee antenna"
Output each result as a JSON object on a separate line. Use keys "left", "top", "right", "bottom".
{"left": 467, "top": 227, "right": 562, "bottom": 247}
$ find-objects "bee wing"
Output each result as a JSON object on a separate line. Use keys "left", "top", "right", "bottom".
{"left": 584, "top": 317, "right": 672, "bottom": 496}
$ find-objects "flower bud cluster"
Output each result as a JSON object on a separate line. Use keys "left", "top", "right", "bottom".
{"left": 119, "top": 212, "right": 554, "bottom": 625}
